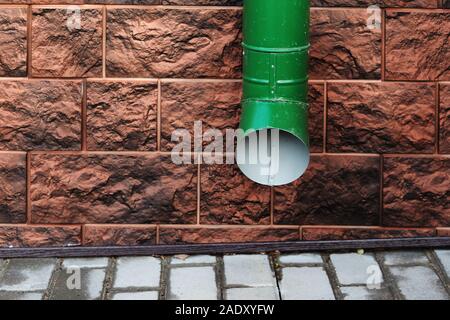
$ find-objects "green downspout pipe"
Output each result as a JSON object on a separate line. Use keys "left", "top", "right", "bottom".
{"left": 236, "top": 0, "right": 310, "bottom": 186}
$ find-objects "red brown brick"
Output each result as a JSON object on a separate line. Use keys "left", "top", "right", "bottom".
{"left": 83, "top": 225, "right": 157, "bottom": 246}
{"left": 106, "top": 8, "right": 242, "bottom": 78}
{"left": 302, "top": 226, "right": 436, "bottom": 240}
{"left": 437, "top": 228, "right": 450, "bottom": 237}
{"left": 440, "top": 84, "right": 450, "bottom": 153}
{"left": 310, "top": 9, "right": 381, "bottom": 80}
{"left": 31, "top": 153, "right": 197, "bottom": 224}
{"left": 161, "top": 81, "right": 241, "bottom": 152}
{"left": 309, "top": 82, "right": 325, "bottom": 153}
{"left": 385, "top": 11, "right": 450, "bottom": 81}
{"left": 0, "top": 7, "right": 27, "bottom": 77}
{"left": 383, "top": 156, "right": 450, "bottom": 227}
{"left": 0, "top": 153, "right": 26, "bottom": 223}
{"left": 159, "top": 226, "right": 300, "bottom": 244}
{"left": 311, "top": 0, "right": 437, "bottom": 7}
{"left": 32, "top": 0, "right": 84, "bottom": 3}
{"left": 32, "top": 7, "right": 103, "bottom": 77}
{"left": 87, "top": 80, "right": 158, "bottom": 151}
{"left": 0, "top": 80, "right": 82, "bottom": 151}
{"left": 0, "top": 225, "right": 81, "bottom": 248}
{"left": 274, "top": 155, "right": 381, "bottom": 225}
{"left": 200, "top": 164, "right": 271, "bottom": 225}
{"left": 162, "top": 0, "right": 242, "bottom": 4}
{"left": 327, "top": 82, "right": 436, "bottom": 153}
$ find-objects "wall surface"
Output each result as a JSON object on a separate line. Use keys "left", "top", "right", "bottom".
{"left": 0, "top": 0, "right": 449, "bottom": 248}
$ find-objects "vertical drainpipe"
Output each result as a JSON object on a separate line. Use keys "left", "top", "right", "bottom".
{"left": 236, "top": 0, "right": 310, "bottom": 186}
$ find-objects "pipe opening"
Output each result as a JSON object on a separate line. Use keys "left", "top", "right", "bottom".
{"left": 236, "top": 128, "right": 310, "bottom": 186}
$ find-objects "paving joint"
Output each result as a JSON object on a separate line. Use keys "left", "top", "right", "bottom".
{"left": 43, "top": 258, "right": 62, "bottom": 300}
{"left": 321, "top": 253, "right": 344, "bottom": 300}
{"left": 215, "top": 256, "right": 226, "bottom": 300}
{"left": 425, "top": 250, "right": 450, "bottom": 297}
{"left": 373, "top": 252, "right": 403, "bottom": 300}
{"left": 159, "top": 256, "right": 170, "bottom": 300}
{"left": 101, "top": 257, "right": 116, "bottom": 300}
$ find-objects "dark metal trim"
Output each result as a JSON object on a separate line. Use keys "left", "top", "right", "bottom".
{"left": 1, "top": 237, "right": 450, "bottom": 258}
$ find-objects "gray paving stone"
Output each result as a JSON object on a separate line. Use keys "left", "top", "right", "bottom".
{"left": 341, "top": 286, "right": 393, "bottom": 300}
{"left": 390, "top": 266, "right": 448, "bottom": 300}
{"left": 279, "top": 253, "right": 322, "bottom": 265}
{"left": 168, "top": 266, "right": 217, "bottom": 300}
{"left": 280, "top": 267, "right": 335, "bottom": 300}
{"left": 224, "top": 255, "right": 276, "bottom": 287}
{"left": 0, "top": 259, "right": 56, "bottom": 291}
{"left": 171, "top": 255, "right": 216, "bottom": 265}
{"left": 113, "top": 257, "right": 160, "bottom": 289}
{"left": 331, "top": 253, "right": 383, "bottom": 286}
{"left": 383, "top": 251, "right": 429, "bottom": 266}
{"left": 111, "top": 291, "right": 159, "bottom": 300}
{"left": 0, "top": 291, "right": 43, "bottom": 300}
{"left": 62, "top": 258, "right": 109, "bottom": 269}
{"left": 50, "top": 268, "right": 106, "bottom": 300}
{"left": 434, "top": 250, "right": 450, "bottom": 276}
{"left": 226, "top": 287, "right": 279, "bottom": 300}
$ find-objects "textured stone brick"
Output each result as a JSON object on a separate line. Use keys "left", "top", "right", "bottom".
{"left": 87, "top": 80, "right": 158, "bottom": 151}
{"left": 383, "top": 157, "right": 450, "bottom": 227}
{"left": 32, "top": 7, "right": 103, "bottom": 77}
{"left": 159, "top": 226, "right": 300, "bottom": 244}
{"left": 385, "top": 11, "right": 450, "bottom": 81}
{"left": 106, "top": 8, "right": 242, "bottom": 78}
{"left": 0, "top": 7, "right": 27, "bottom": 77}
{"left": 30, "top": 154, "right": 197, "bottom": 224}
{"left": 0, "top": 1, "right": 28, "bottom": 3}
{"left": 163, "top": 0, "right": 242, "bottom": 5}
{"left": 0, "top": 153, "right": 26, "bottom": 223}
{"left": 437, "top": 228, "right": 450, "bottom": 237}
{"left": 302, "top": 227, "right": 436, "bottom": 241}
{"left": 440, "top": 84, "right": 450, "bottom": 153}
{"left": 83, "top": 225, "right": 157, "bottom": 246}
{"left": 310, "top": 9, "right": 381, "bottom": 80}
{"left": 311, "top": 0, "right": 437, "bottom": 6}
{"left": 309, "top": 82, "right": 325, "bottom": 152}
{"left": 200, "top": 165, "right": 270, "bottom": 224}
{"left": 161, "top": 81, "right": 241, "bottom": 152}
{"left": 327, "top": 82, "right": 436, "bottom": 153}
{"left": 274, "top": 155, "right": 380, "bottom": 225}
{"left": 0, "top": 225, "right": 81, "bottom": 247}
{"left": 0, "top": 80, "right": 82, "bottom": 151}
{"left": 33, "top": 0, "right": 83, "bottom": 3}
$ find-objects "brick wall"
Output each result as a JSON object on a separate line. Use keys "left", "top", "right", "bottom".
{"left": 0, "top": 0, "right": 448, "bottom": 248}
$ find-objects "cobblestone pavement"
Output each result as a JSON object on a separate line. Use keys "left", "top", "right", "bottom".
{"left": 1, "top": 249, "right": 450, "bottom": 300}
